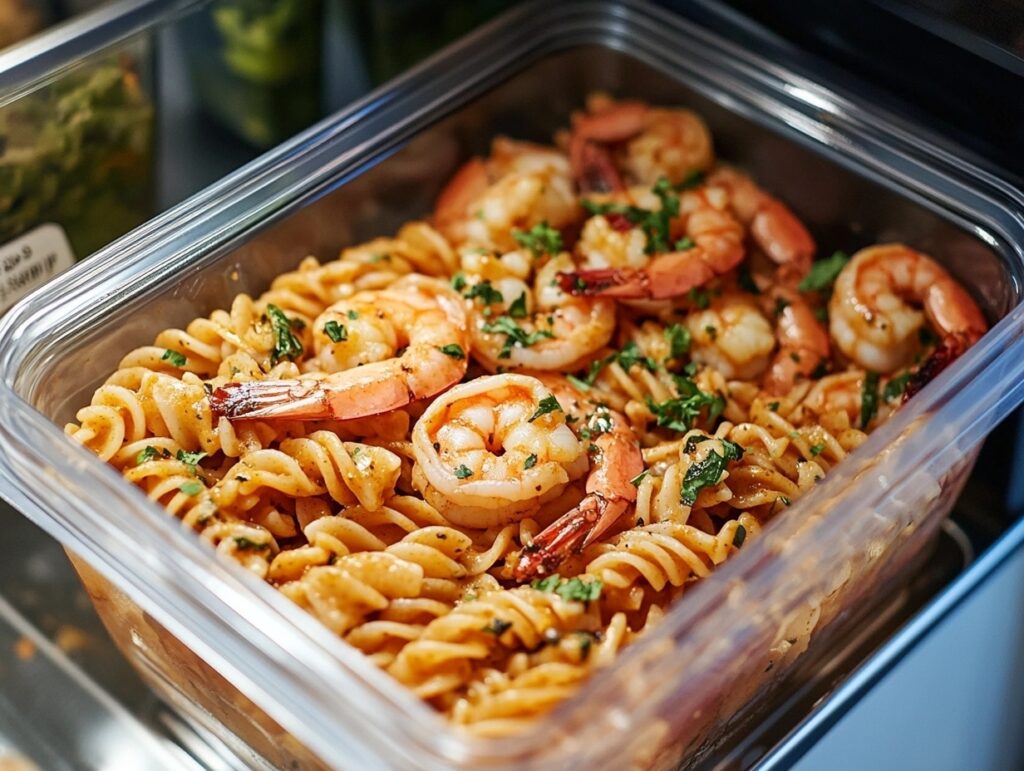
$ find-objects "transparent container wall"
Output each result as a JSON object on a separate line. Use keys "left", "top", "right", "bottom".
{"left": 0, "top": 33, "right": 155, "bottom": 281}
{"left": 2, "top": 3, "right": 1024, "bottom": 770}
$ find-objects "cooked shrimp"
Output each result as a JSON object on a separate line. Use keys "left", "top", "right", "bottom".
{"left": 209, "top": 283, "right": 469, "bottom": 421}
{"left": 559, "top": 182, "right": 745, "bottom": 300}
{"left": 762, "top": 284, "right": 830, "bottom": 395}
{"left": 687, "top": 293, "right": 776, "bottom": 380}
{"left": 411, "top": 374, "right": 589, "bottom": 528}
{"left": 829, "top": 244, "right": 986, "bottom": 373}
{"left": 708, "top": 167, "right": 815, "bottom": 273}
{"left": 467, "top": 252, "right": 617, "bottom": 372}
{"left": 434, "top": 138, "right": 578, "bottom": 250}
{"left": 512, "top": 374, "right": 644, "bottom": 581}
{"left": 568, "top": 94, "right": 714, "bottom": 192}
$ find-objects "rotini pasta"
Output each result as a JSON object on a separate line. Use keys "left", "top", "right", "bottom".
{"left": 64, "top": 96, "right": 986, "bottom": 737}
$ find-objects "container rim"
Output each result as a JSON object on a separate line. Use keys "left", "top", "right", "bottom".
{"left": 1, "top": 1, "right": 1024, "bottom": 767}
{"left": 0, "top": 0, "right": 200, "bottom": 97}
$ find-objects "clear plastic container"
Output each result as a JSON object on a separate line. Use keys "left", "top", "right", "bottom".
{"left": 1, "top": 1, "right": 1024, "bottom": 768}
{"left": 0, "top": 0, "right": 161, "bottom": 304}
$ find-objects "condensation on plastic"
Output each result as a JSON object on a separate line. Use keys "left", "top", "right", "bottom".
{"left": 0, "top": 1, "right": 1023, "bottom": 769}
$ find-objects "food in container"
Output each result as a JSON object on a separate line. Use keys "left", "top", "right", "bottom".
{"left": 0, "top": 2, "right": 1022, "bottom": 769}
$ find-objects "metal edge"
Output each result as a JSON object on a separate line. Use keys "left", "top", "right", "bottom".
{"left": 756, "top": 515, "right": 1024, "bottom": 770}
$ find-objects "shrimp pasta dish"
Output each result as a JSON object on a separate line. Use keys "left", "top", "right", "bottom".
{"left": 66, "top": 95, "right": 986, "bottom": 735}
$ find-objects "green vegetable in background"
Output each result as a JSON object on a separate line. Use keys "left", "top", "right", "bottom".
{"left": 0, "top": 57, "right": 155, "bottom": 258}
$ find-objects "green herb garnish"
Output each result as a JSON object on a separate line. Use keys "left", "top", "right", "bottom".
{"left": 860, "top": 371, "right": 880, "bottom": 429}
{"left": 179, "top": 481, "right": 203, "bottom": 496}
{"left": 646, "top": 376, "right": 725, "bottom": 432}
{"left": 738, "top": 264, "right": 761, "bottom": 295}
{"left": 524, "top": 454, "right": 538, "bottom": 470}
{"left": 508, "top": 292, "right": 528, "bottom": 319}
{"left": 481, "top": 316, "right": 554, "bottom": 358}
{"left": 136, "top": 446, "right": 168, "bottom": 465}
{"left": 438, "top": 344, "right": 466, "bottom": 359}
{"left": 583, "top": 176, "right": 679, "bottom": 255}
{"left": 531, "top": 574, "right": 602, "bottom": 603}
{"left": 799, "top": 251, "right": 850, "bottom": 292}
{"left": 529, "top": 395, "right": 563, "bottom": 422}
{"left": 733, "top": 524, "right": 747, "bottom": 548}
{"left": 463, "top": 280, "right": 504, "bottom": 307}
{"left": 482, "top": 618, "right": 512, "bottom": 636}
{"left": 680, "top": 439, "right": 743, "bottom": 505}
{"left": 674, "top": 236, "right": 695, "bottom": 251}
{"left": 266, "top": 304, "right": 304, "bottom": 365}
{"left": 347, "top": 310, "right": 359, "bottom": 320}
{"left": 162, "top": 350, "right": 187, "bottom": 368}
{"left": 323, "top": 320, "right": 347, "bottom": 343}
{"left": 665, "top": 323, "right": 692, "bottom": 360}
{"left": 809, "top": 443, "right": 825, "bottom": 456}
{"left": 454, "top": 465, "right": 473, "bottom": 479}
{"left": 883, "top": 372, "right": 911, "bottom": 402}
{"left": 176, "top": 449, "right": 207, "bottom": 473}
{"left": 768, "top": 401, "right": 780, "bottom": 412}
{"left": 630, "top": 470, "right": 648, "bottom": 487}
{"left": 451, "top": 272, "right": 467, "bottom": 291}
{"left": 512, "top": 221, "right": 563, "bottom": 257}
{"left": 687, "top": 287, "right": 711, "bottom": 309}
{"left": 233, "top": 537, "right": 270, "bottom": 551}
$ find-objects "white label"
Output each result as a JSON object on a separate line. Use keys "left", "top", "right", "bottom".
{"left": 0, "top": 224, "right": 76, "bottom": 314}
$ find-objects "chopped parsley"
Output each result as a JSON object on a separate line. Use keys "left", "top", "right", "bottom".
{"left": 512, "top": 221, "right": 563, "bottom": 257}
{"left": 463, "top": 280, "right": 504, "bottom": 307}
{"left": 482, "top": 618, "right": 513, "bottom": 636}
{"left": 531, "top": 574, "right": 603, "bottom": 602}
{"left": 684, "top": 434, "right": 711, "bottom": 453}
{"left": 768, "top": 401, "right": 780, "bottom": 412}
{"left": 883, "top": 372, "right": 911, "bottom": 402}
{"left": 481, "top": 315, "right": 553, "bottom": 358}
{"left": 161, "top": 349, "right": 187, "bottom": 368}
{"left": 665, "top": 323, "right": 692, "bottom": 360}
{"left": 860, "top": 371, "right": 880, "bottom": 429}
{"left": 179, "top": 481, "right": 203, "bottom": 496}
{"left": 266, "top": 304, "right": 304, "bottom": 365}
{"left": 738, "top": 264, "right": 761, "bottom": 295}
{"left": 347, "top": 309, "right": 359, "bottom": 320}
{"left": 674, "top": 236, "right": 695, "bottom": 251}
{"left": 809, "top": 443, "right": 826, "bottom": 456}
{"left": 566, "top": 374, "right": 591, "bottom": 391}
{"left": 733, "top": 524, "right": 747, "bottom": 548}
{"left": 680, "top": 439, "right": 743, "bottom": 506}
{"left": 323, "top": 320, "right": 347, "bottom": 343}
{"left": 646, "top": 375, "right": 724, "bottom": 432}
{"left": 677, "top": 170, "right": 705, "bottom": 190}
{"left": 454, "top": 464, "right": 473, "bottom": 479}
{"left": 451, "top": 272, "right": 467, "bottom": 291}
{"left": 529, "top": 395, "right": 563, "bottom": 422}
{"left": 508, "top": 292, "right": 528, "bottom": 319}
{"left": 136, "top": 446, "right": 169, "bottom": 465}
{"left": 233, "top": 537, "right": 270, "bottom": 551}
{"left": 368, "top": 253, "right": 391, "bottom": 263}
{"left": 576, "top": 341, "right": 658, "bottom": 386}
{"left": 704, "top": 324, "right": 718, "bottom": 341}
{"left": 630, "top": 470, "right": 648, "bottom": 487}
{"left": 687, "top": 287, "right": 711, "bottom": 309}
{"left": 438, "top": 343, "right": 466, "bottom": 359}
{"left": 524, "top": 453, "right": 538, "bottom": 470}
{"left": 176, "top": 449, "right": 207, "bottom": 473}
{"left": 582, "top": 176, "right": 679, "bottom": 255}
{"left": 799, "top": 251, "right": 850, "bottom": 292}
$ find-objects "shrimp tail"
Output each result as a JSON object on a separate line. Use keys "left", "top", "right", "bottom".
{"left": 571, "top": 138, "right": 626, "bottom": 194}
{"left": 209, "top": 380, "right": 333, "bottom": 421}
{"left": 902, "top": 335, "right": 966, "bottom": 402}
{"left": 512, "top": 494, "right": 629, "bottom": 581}
{"left": 558, "top": 249, "right": 720, "bottom": 300}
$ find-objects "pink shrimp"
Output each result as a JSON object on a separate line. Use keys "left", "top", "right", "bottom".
{"left": 762, "top": 285, "right": 831, "bottom": 395}
{"left": 208, "top": 285, "right": 468, "bottom": 421}
{"left": 512, "top": 374, "right": 644, "bottom": 581}
{"left": 568, "top": 95, "right": 714, "bottom": 193}
{"left": 708, "top": 167, "right": 816, "bottom": 274}
{"left": 829, "top": 244, "right": 987, "bottom": 376}
{"left": 557, "top": 183, "right": 745, "bottom": 300}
